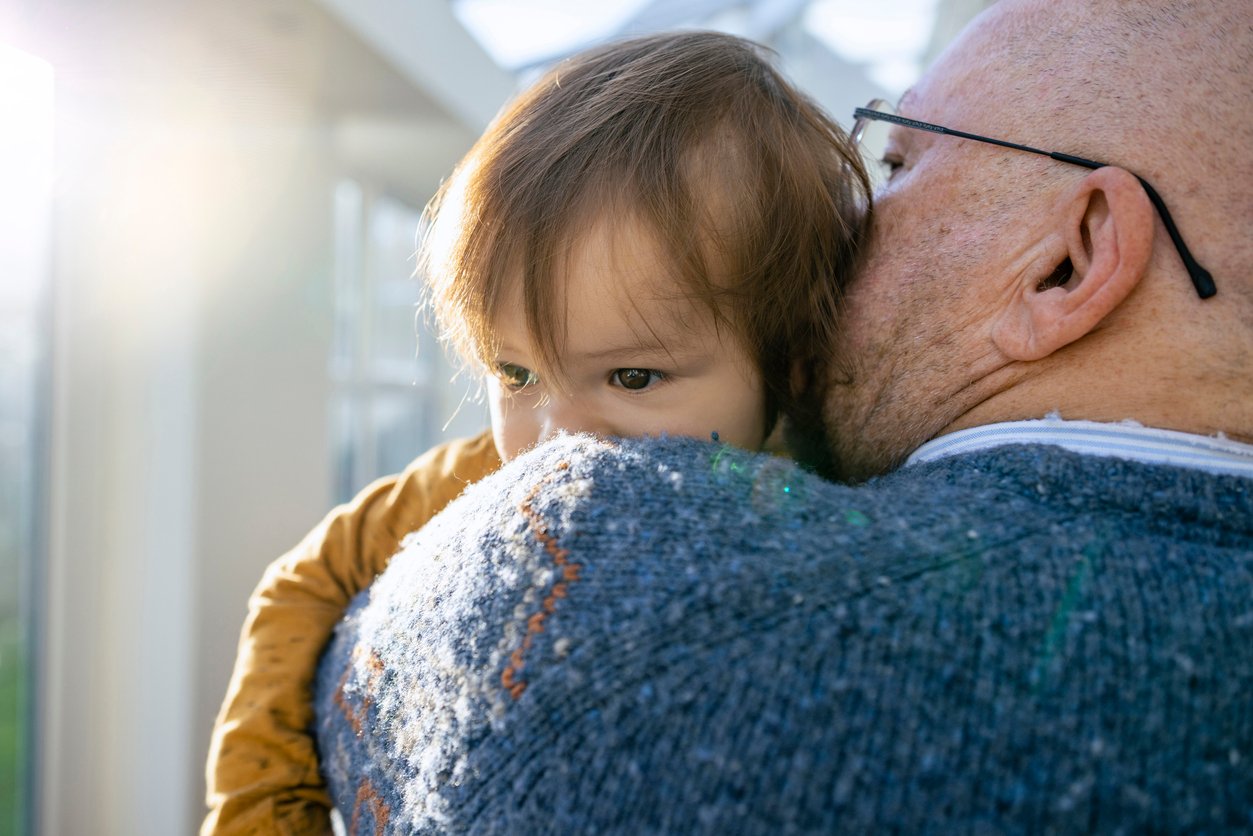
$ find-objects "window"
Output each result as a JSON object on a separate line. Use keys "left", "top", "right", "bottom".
{"left": 330, "top": 181, "right": 488, "bottom": 502}
{"left": 0, "top": 43, "right": 54, "bottom": 836}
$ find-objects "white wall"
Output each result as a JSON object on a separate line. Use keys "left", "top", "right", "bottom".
{"left": 43, "top": 53, "right": 342, "bottom": 836}
{"left": 28, "top": 3, "right": 488, "bottom": 833}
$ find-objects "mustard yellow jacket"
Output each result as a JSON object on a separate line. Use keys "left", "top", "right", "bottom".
{"left": 203, "top": 431, "right": 500, "bottom": 835}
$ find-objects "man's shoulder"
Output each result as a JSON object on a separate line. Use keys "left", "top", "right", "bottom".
{"left": 316, "top": 435, "right": 1253, "bottom": 833}
{"left": 503, "top": 435, "right": 1245, "bottom": 560}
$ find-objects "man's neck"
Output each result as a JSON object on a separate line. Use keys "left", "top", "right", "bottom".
{"left": 944, "top": 351, "right": 1253, "bottom": 447}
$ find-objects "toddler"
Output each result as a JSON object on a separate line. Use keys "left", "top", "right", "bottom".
{"left": 204, "top": 30, "right": 868, "bottom": 835}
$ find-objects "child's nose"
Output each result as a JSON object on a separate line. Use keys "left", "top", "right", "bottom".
{"left": 538, "top": 398, "right": 610, "bottom": 443}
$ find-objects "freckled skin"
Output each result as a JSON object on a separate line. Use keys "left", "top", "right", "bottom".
{"left": 822, "top": 83, "right": 1030, "bottom": 480}
{"left": 821, "top": 0, "right": 1253, "bottom": 479}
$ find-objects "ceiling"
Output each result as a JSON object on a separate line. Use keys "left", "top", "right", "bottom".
{"left": 6, "top": 0, "right": 994, "bottom": 207}
{"left": 450, "top": 0, "right": 988, "bottom": 97}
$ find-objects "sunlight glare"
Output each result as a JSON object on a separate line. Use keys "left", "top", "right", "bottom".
{"left": 454, "top": 0, "right": 650, "bottom": 68}
{"left": 803, "top": 0, "right": 938, "bottom": 96}
{"left": 0, "top": 44, "right": 54, "bottom": 308}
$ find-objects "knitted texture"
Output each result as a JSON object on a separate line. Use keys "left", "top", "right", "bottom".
{"left": 314, "top": 435, "right": 1253, "bottom": 834}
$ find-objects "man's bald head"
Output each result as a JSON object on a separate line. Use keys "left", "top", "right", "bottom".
{"left": 818, "top": 0, "right": 1252, "bottom": 481}
{"left": 943, "top": 0, "right": 1251, "bottom": 292}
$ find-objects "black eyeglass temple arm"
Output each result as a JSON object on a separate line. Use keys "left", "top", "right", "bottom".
{"left": 851, "top": 110, "right": 1217, "bottom": 299}
{"left": 1129, "top": 176, "right": 1216, "bottom": 299}
{"left": 1048, "top": 153, "right": 1215, "bottom": 298}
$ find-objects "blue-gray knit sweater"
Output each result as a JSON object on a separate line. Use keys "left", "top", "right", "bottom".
{"left": 314, "top": 435, "right": 1253, "bottom": 833}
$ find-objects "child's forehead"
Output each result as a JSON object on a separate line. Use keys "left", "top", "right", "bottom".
{"left": 493, "top": 215, "right": 724, "bottom": 358}
{"left": 574, "top": 215, "right": 715, "bottom": 310}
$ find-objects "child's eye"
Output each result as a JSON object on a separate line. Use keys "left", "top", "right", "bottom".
{"left": 497, "top": 362, "right": 538, "bottom": 391}
{"left": 611, "top": 368, "right": 664, "bottom": 391}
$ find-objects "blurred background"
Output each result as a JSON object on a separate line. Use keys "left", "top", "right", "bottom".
{"left": 0, "top": 0, "right": 992, "bottom": 833}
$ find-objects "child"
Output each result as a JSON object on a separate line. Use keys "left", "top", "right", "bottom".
{"left": 204, "top": 30, "right": 868, "bottom": 835}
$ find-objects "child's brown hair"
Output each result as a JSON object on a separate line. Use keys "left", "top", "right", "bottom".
{"left": 420, "top": 30, "right": 870, "bottom": 430}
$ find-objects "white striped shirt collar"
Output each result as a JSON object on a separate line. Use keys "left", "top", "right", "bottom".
{"left": 905, "top": 417, "right": 1253, "bottom": 479}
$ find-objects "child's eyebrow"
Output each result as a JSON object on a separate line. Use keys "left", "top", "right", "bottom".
{"left": 578, "top": 338, "right": 699, "bottom": 362}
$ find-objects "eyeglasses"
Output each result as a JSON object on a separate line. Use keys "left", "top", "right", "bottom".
{"left": 851, "top": 99, "right": 1216, "bottom": 299}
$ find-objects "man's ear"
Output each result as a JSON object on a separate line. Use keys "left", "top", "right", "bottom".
{"left": 992, "top": 166, "right": 1155, "bottom": 361}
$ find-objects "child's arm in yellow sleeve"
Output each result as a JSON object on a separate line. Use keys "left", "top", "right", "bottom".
{"left": 202, "top": 430, "right": 500, "bottom": 836}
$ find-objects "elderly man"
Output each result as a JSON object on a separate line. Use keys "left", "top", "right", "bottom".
{"left": 312, "top": 0, "right": 1251, "bottom": 831}
{"left": 819, "top": 0, "right": 1250, "bottom": 482}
